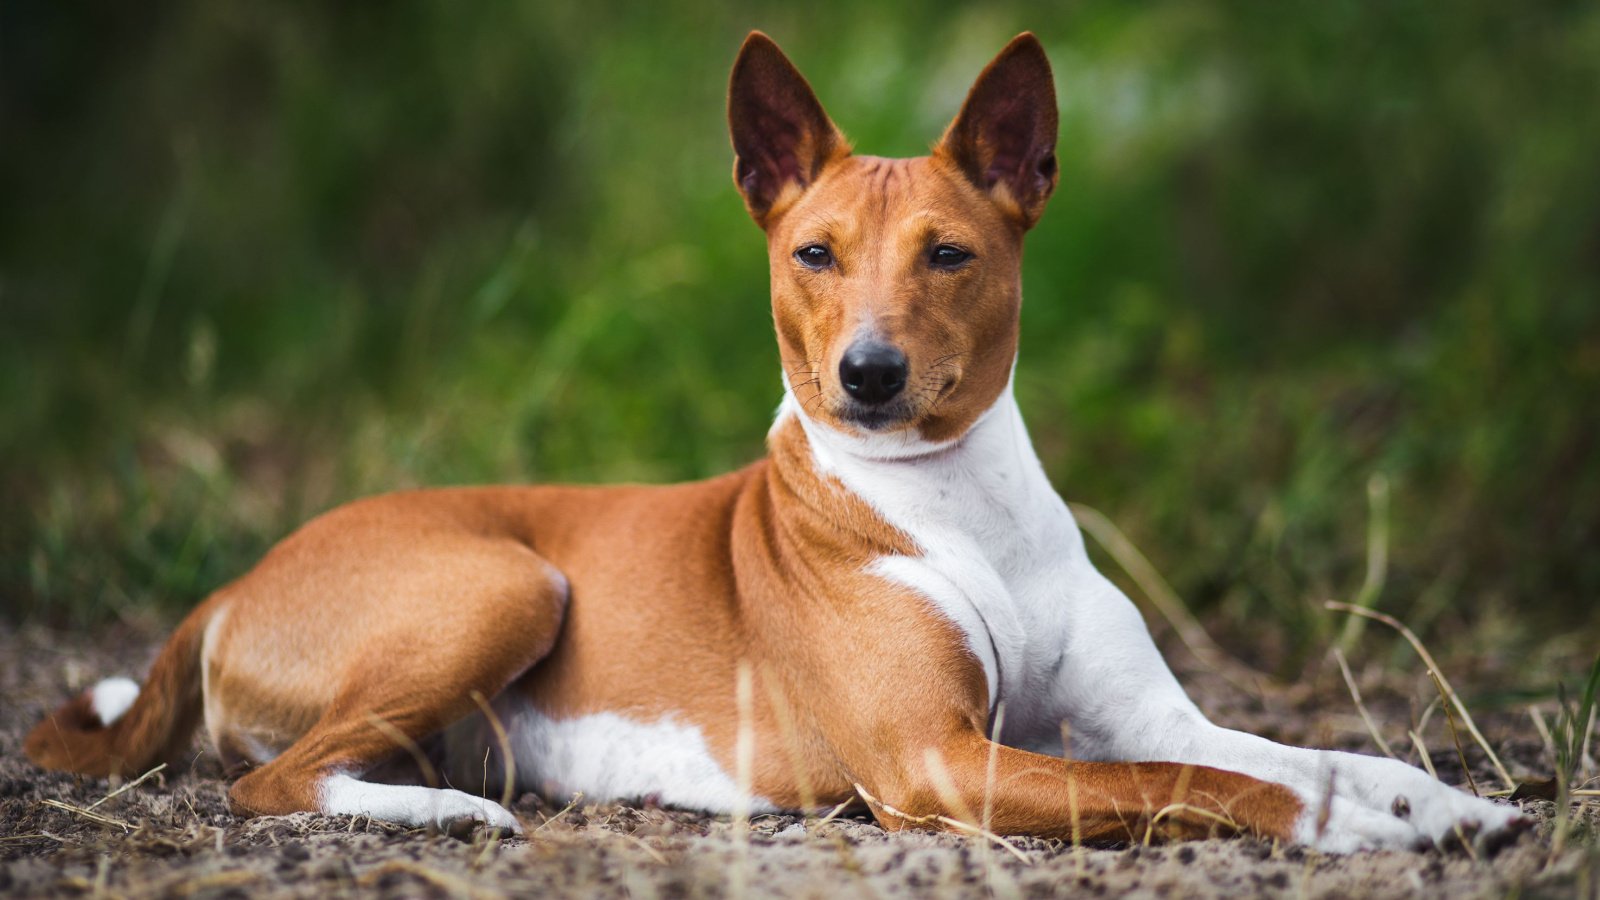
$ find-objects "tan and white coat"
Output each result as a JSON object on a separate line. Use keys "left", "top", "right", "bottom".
{"left": 27, "top": 32, "right": 1522, "bottom": 853}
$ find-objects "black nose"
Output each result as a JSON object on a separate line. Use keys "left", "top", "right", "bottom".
{"left": 839, "top": 342, "right": 908, "bottom": 405}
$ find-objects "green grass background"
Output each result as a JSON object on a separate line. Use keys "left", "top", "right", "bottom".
{"left": 3, "top": 1, "right": 1597, "bottom": 671}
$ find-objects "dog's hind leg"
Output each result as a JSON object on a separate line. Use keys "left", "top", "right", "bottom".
{"left": 220, "top": 528, "right": 568, "bottom": 836}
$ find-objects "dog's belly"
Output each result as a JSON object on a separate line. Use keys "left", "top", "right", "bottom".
{"left": 446, "top": 698, "right": 777, "bottom": 814}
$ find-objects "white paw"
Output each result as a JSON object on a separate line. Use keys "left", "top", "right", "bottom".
{"left": 1394, "top": 780, "right": 1523, "bottom": 845}
{"left": 1295, "top": 795, "right": 1425, "bottom": 853}
{"left": 1291, "top": 752, "right": 1528, "bottom": 852}
{"left": 320, "top": 774, "right": 523, "bottom": 836}
{"left": 427, "top": 789, "right": 524, "bottom": 838}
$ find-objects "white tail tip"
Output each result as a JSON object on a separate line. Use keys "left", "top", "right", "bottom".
{"left": 90, "top": 677, "right": 140, "bottom": 726}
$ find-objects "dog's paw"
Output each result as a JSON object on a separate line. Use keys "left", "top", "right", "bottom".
{"left": 1327, "top": 753, "right": 1528, "bottom": 849}
{"left": 426, "top": 789, "right": 524, "bottom": 840}
{"left": 1290, "top": 753, "right": 1529, "bottom": 853}
{"left": 1390, "top": 782, "right": 1527, "bottom": 852}
{"left": 321, "top": 775, "right": 524, "bottom": 838}
{"left": 1295, "top": 794, "right": 1428, "bottom": 853}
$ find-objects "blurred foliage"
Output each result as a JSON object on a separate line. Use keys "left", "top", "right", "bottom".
{"left": 2, "top": 1, "right": 1597, "bottom": 668}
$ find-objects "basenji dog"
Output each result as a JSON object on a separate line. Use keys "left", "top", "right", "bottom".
{"left": 27, "top": 32, "right": 1524, "bottom": 853}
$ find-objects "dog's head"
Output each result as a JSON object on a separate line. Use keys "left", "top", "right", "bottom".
{"left": 729, "top": 32, "right": 1057, "bottom": 445}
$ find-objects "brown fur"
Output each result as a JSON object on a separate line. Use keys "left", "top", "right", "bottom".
{"left": 26, "top": 31, "right": 1303, "bottom": 844}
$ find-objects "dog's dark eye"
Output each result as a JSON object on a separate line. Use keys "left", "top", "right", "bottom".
{"left": 794, "top": 244, "right": 834, "bottom": 269}
{"left": 930, "top": 245, "right": 972, "bottom": 269}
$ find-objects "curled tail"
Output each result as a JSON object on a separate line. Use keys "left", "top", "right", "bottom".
{"left": 25, "top": 598, "right": 220, "bottom": 777}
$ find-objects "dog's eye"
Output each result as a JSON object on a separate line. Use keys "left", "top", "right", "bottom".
{"left": 930, "top": 245, "right": 972, "bottom": 269}
{"left": 794, "top": 244, "right": 835, "bottom": 269}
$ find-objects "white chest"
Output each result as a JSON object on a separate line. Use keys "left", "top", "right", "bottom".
{"left": 789, "top": 390, "right": 1088, "bottom": 742}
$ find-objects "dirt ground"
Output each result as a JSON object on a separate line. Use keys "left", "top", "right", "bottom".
{"left": 3, "top": 622, "right": 1597, "bottom": 899}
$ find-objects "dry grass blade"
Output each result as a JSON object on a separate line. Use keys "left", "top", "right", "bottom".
{"left": 39, "top": 798, "right": 133, "bottom": 832}
{"left": 88, "top": 762, "right": 167, "bottom": 810}
{"left": 983, "top": 703, "right": 1006, "bottom": 836}
{"left": 470, "top": 689, "right": 518, "bottom": 812}
{"left": 1149, "top": 802, "right": 1243, "bottom": 835}
{"left": 1069, "top": 502, "right": 1265, "bottom": 693}
{"left": 1336, "top": 473, "right": 1390, "bottom": 654}
{"left": 1429, "top": 669, "right": 1481, "bottom": 797}
{"left": 852, "top": 783, "right": 1032, "bottom": 866}
{"left": 1530, "top": 706, "right": 1556, "bottom": 757}
{"left": 1142, "top": 764, "right": 1199, "bottom": 846}
{"left": 932, "top": 816, "right": 1034, "bottom": 866}
{"left": 1058, "top": 720, "right": 1086, "bottom": 859}
{"left": 1582, "top": 705, "right": 1596, "bottom": 781}
{"left": 1412, "top": 696, "right": 1441, "bottom": 768}
{"left": 365, "top": 712, "right": 440, "bottom": 790}
{"left": 758, "top": 661, "right": 818, "bottom": 812}
{"left": 922, "top": 748, "right": 980, "bottom": 828}
{"left": 811, "top": 798, "right": 853, "bottom": 827}
{"left": 1410, "top": 730, "right": 1439, "bottom": 780}
{"left": 533, "top": 793, "right": 584, "bottom": 834}
{"left": 1332, "top": 647, "right": 1397, "bottom": 759}
{"left": 1326, "top": 601, "right": 1515, "bottom": 790}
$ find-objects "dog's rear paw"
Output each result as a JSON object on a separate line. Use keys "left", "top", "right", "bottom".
{"left": 439, "top": 815, "right": 519, "bottom": 842}
{"left": 427, "top": 790, "right": 523, "bottom": 840}
{"left": 321, "top": 775, "right": 524, "bottom": 838}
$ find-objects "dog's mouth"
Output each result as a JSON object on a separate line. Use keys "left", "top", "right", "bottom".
{"left": 832, "top": 374, "right": 957, "bottom": 433}
{"left": 839, "top": 404, "right": 916, "bottom": 431}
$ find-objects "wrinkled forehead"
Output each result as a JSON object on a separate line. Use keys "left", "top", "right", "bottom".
{"left": 775, "top": 156, "right": 1003, "bottom": 249}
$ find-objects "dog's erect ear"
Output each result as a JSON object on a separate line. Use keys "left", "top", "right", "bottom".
{"left": 728, "top": 32, "right": 847, "bottom": 226}
{"left": 937, "top": 33, "right": 1059, "bottom": 229}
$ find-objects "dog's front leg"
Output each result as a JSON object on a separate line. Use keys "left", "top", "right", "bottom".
{"left": 851, "top": 726, "right": 1310, "bottom": 846}
{"left": 1041, "top": 565, "right": 1526, "bottom": 851}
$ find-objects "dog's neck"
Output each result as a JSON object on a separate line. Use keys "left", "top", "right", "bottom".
{"left": 773, "top": 373, "right": 1089, "bottom": 573}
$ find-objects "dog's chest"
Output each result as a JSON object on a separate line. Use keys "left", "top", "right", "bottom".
{"left": 801, "top": 397, "right": 1089, "bottom": 734}
{"left": 867, "top": 474, "right": 1082, "bottom": 728}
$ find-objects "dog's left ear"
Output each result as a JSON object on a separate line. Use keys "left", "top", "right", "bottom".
{"left": 937, "top": 33, "right": 1059, "bottom": 230}
{"left": 728, "top": 32, "right": 848, "bottom": 226}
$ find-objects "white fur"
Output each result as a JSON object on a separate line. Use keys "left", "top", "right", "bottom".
{"left": 199, "top": 604, "right": 229, "bottom": 749}
{"left": 320, "top": 773, "right": 522, "bottom": 834}
{"left": 90, "top": 677, "right": 141, "bottom": 726}
{"left": 449, "top": 701, "right": 777, "bottom": 815}
{"left": 781, "top": 380, "right": 1523, "bottom": 852}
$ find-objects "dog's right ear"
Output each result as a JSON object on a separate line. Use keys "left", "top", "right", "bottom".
{"left": 728, "top": 32, "right": 847, "bottom": 226}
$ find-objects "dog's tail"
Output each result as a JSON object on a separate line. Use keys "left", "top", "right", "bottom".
{"left": 25, "top": 595, "right": 223, "bottom": 777}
